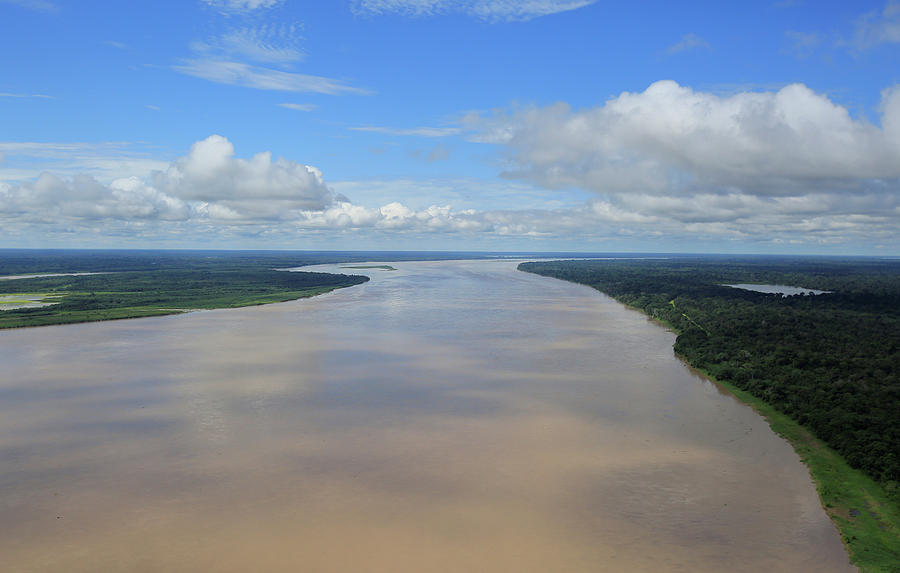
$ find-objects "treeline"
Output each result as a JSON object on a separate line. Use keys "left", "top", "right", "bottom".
{"left": 519, "top": 257, "right": 900, "bottom": 496}
{"left": 0, "top": 249, "right": 494, "bottom": 275}
{"left": 0, "top": 264, "right": 368, "bottom": 329}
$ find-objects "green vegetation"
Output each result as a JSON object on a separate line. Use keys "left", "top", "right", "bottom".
{"left": 341, "top": 265, "right": 397, "bottom": 271}
{"left": 0, "top": 249, "right": 508, "bottom": 329}
{"left": 0, "top": 293, "right": 65, "bottom": 310}
{"left": 519, "top": 256, "right": 900, "bottom": 572}
{"left": 714, "top": 375, "right": 900, "bottom": 572}
{"left": 0, "top": 252, "right": 371, "bottom": 329}
{"left": 0, "top": 249, "right": 494, "bottom": 276}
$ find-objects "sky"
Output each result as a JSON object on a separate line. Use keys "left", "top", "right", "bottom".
{"left": 1, "top": 0, "right": 899, "bottom": 254}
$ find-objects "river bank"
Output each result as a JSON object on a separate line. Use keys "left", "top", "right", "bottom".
{"left": 592, "top": 289, "right": 897, "bottom": 572}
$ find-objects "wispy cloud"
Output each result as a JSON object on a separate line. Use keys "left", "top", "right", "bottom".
{"left": 191, "top": 24, "right": 305, "bottom": 65}
{"left": 103, "top": 40, "right": 129, "bottom": 50}
{"left": 174, "top": 18, "right": 366, "bottom": 96}
{"left": 173, "top": 59, "right": 369, "bottom": 95}
{"left": 784, "top": 30, "right": 822, "bottom": 58}
{"left": 853, "top": 0, "right": 900, "bottom": 50}
{"left": 0, "top": 92, "right": 55, "bottom": 99}
{"left": 352, "top": 0, "right": 597, "bottom": 22}
{"left": 0, "top": 141, "right": 169, "bottom": 184}
{"left": 202, "top": 0, "right": 282, "bottom": 14}
{"left": 410, "top": 143, "right": 453, "bottom": 162}
{"left": 666, "top": 33, "right": 711, "bottom": 54}
{"left": 278, "top": 103, "right": 317, "bottom": 111}
{"left": 351, "top": 126, "right": 462, "bottom": 137}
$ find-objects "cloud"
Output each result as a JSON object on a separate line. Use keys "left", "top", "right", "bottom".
{"left": 300, "top": 201, "right": 491, "bottom": 232}
{"left": 584, "top": 191, "right": 900, "bottom": 245}
{"left": 1, "top": 136, "right": 337, "bottom": 226}
{"left": 329, "top": 176, "right": 589, "bottom": 211}
{"left": 351, "top": 0, "right": 596, "bottom": 22}
{"left": 3, "top": 122, "right": 898, "bottom": 249}
{"left": 0, "top": 141, "right": 170, "bottom": 183}
{"left": 784, "top": 30, "right": 822, "bottom": 58}
{"left": 853, "top": 0, "right": 900, "bottom": 49}
{"left": 174, "top": 21, "right": 367, "bottom": 96}
{"left": 467, "top": 80, "right": 900, "bottom": 196}
{"left": 153, "top": 135, "right": 336, "bottom": 218}
{"left": 351, "top": 126, "right": 462, "bottom": 137}
{"left": 1, "top": 136, "right": 590, "bottom": 240}
{"left": 279, "top": 103, "right": 317, "bottom": 111}
{"left": 666, "top": 33, "right": 710, "bottom": 54}
{"left": 454, "top": 81, "right": 900, "bottom": 247}
{"left": 426, "top": 143, "right": 452, "bottom": 162}
{"left": 191, "top": 24, "right": 305, "bottom": 65}
{"left": 202, "top": 0, "right": 282, "bottom": 14}
{"left": 410, "top": 144, "right": 453, "bottom": 162}
{"left": 0, "top": 92, "right": 55, "bottom": 99}
{"left": 173, "top": 59, "right": 368, "bottom": 94}
{"left": 0, "top": 173, "right": 189, "bottom": 221}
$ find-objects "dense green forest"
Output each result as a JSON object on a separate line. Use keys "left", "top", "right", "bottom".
{"left": 519, "top": 256, "right": 900, "bottom": 570}
{"left": 0, "top": 250, "right": 378, "bottom": 328}
{"left": 0, "top": 248, "right": 519, "bottom": 276}
{"left": 519, "top": 257, "right": 900, "bottom": 488}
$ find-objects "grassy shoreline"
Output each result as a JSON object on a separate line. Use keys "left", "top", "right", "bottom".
{"left": 625, "top": 298, "right": 899, "bottom": 572}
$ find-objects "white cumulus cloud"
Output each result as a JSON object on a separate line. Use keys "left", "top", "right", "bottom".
{"left": 0, "top": 172, "right": 189, "bottom": 221}
{"left": 457, "top": 81, "right": 900, "bottom": 247}
{"left": 468, "top": 80, "right": 900, "bottom": 196}
{"left": 153, "top": 135, "right": 336, "bottom": 218}
{"left": 1, "top": 135, "right": 337, "bottom": 225}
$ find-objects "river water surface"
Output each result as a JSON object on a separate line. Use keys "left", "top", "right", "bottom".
{"left": 0, "top": 260, "right": 853, "bottom": 572}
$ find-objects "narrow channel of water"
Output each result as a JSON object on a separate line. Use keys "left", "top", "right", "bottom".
{"left": 0, "top": 260, "right": 853, "bottom": 571}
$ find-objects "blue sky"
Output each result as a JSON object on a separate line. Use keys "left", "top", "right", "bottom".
{"left": 1, "top": 0, "right": 899, "bottom": 253}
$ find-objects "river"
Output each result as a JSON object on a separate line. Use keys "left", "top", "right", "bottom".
{"left": 0, "top": 259, "right": 853, "bottom": 572}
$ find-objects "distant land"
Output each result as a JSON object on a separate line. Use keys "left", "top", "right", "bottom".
{"left": 0, "top": 249, "right": 675, "bottom": 329}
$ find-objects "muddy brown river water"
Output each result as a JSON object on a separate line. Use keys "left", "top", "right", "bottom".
{"left": 0, "top": 260, "right": 853, "bottom": 572}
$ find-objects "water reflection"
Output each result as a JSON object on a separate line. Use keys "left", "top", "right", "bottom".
{"left": 0, "top": 260, "right": 853, "bottom": 571}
